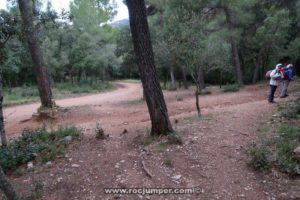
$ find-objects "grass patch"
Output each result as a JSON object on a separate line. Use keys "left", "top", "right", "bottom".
{"left": 248, "top": 144, "right": 270, "bottom": 172}
{"left": 162, "top": 158, "right": 173, "bottom": 168}
{"left": 223, "top": 84, "right": 240, "bottom": 92}
{"left": 278, "top": 99, "right": 300, "bottom": 119}
{"left": 141, "top": 135, "right": 156, "bottom": 146}
{"left": 3, "top": 82, "right": 113, "bottom": 106}
{"left": 0, "top": 126, "right": 81, "bottom": 173}
{"left": 249, "top": 123, "right": 300, "bottom": 175}
{"left": 157, "top": 142, "right": 168, "bottom": 152}
{"left": 176, "top": 96, "right": 183, "bottom": 101}
{"left": 198, "top": 90, "right": 211, "bottom": 96}
{"left": 54, "top": 82, "right": 112, "bottom": 94}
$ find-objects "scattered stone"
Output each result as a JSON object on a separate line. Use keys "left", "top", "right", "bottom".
{"left": 64, "top": 136, "right": 73, "bottom": 142}
{"left": 172, "top": 175, "right": 182, "bottom": 180}
{"left": 57, "top": 177, "right": 63, "bottom": 182}
{"left": 27, "top": 162, "right": 34, "bottom": 171}
{"left": 71, "top": 164, "right": 80, "bottom": 168}
{"left": 122, "top": 129, "right": 128, "bottom": 134}
{"left": 293, "top": 146, "right": 300, "bottom": 160}
{"left": 45, "top": 161, "right": 52, "bottom": 167}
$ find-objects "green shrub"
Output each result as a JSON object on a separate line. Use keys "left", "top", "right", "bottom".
{"left": 223, "top": 84, "right": 240, "bottom": 92}
{"left": 0, "top": 126, "right": 81, "bottom": 173}
{"left": 276, "top": 141, "right": 299, "bottom": 175}
{"left": 279, "top": 98, "right": 300, "bottom": 119}
{"left": 198, "top": 90, "right": 211, "bottom": 95}
{"left": 278, "top": 125, "right": 300, "bottom": 140}
{"left": 248, "top": 144, "right": 270, "bottom": 172}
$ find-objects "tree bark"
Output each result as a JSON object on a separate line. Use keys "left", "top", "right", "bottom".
{"left": 18, "top": 0, "right": 54, "bottom": 108}
{"left": 224, "top": 6, "right": 243, "bottom": 86}
{"left": 181, "top": 66, "right": 188, "bottom": 89}
{"left": 0, "top": 166, "right": 20, "bottom": 200}
{"left": 195, "top": 88, "right": 201, "bottom": 118}
{"left": 0, "top": 74, "right": 7, "bottom": 147}
{"left": 252, "top": 59, "right": 260, "bottom": 84}
{"left": 197, "top": 65, "right": 205, "bottom": 90}
{"left": 126, "top": 0, "right": 173, "bottom": 135}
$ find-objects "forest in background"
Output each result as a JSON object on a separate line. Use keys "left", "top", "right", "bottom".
{"left": 1, "top": 0, "right": 300, "bottom": 93}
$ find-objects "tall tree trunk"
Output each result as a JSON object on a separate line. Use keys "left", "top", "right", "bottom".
{"left": 197, "top": 65, "right": 205, "bottom": 90}
{"left": 0, "top": 166, "right": 20, "bottom": 200}
{"left": 126, "top": 0, "right": 173, "bottom": 136}
{"left": 181, "top": 66, "right": 188, "bottom": 89}
{"left": 224, "top": 7, "right": 243, "bottom": 86}
{"left": 18, "top": 0, "right": 54, "bottom": 108}
{"left": 252, "top": 58, "right": 260, "bottom": 84}
{"left": 0, "top": 74, "right": 7, "bottom": 147}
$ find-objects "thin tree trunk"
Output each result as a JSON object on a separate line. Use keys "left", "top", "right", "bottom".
{"left": 126, "top": 0, "right": 173, "bottom": 136}
{"left": 219, "top": 69, "right": 223, "bottom": 88}
{"left": 224, "top": 6, "right": 243, "bottom": 86}
{"left": 252, "top": 59, "right": 260, "bottom": 84}
{"left": 195, "top": 87, "right": 201, "bottom": 118}
{"left": 181, "top": 66, "right": 188, "bottom": 89}
{"left": 18, "top": 0, "right": 54, "bottom": 108}
{"left": 0, "top": 166, "right": 20, "bottom": 200}
{"left": 170, "top": 65, "right": 176, "bottom": 90}
{"left": 197, "top": 65, "right": 205, "bottom": 90}
{"left": 77, "top": 68, "right": 82, "bottom": 83}
{"left": 0, "top": 74, "right": 7, "bottom": 147}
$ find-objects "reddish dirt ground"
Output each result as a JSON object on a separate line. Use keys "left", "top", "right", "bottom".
{"left": 3, "top": 82, "right": 300, "bottom": 200}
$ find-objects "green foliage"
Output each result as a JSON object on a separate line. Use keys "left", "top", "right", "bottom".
{"left": 0, "top": 126, "right": 81, "bottom": 172}
{"left": 3, "top": 86, "right": 39, "bottom": 106}
{"left": 3, "top": 82, "right": 112, "bottom": 106}
{"left": 279, "top": 98, "right": 300, "bottom": 119}
{"left": 157, "top": 142, "right": 168, "bottom": 152}
{"left": 250, "top": 122, "right": 300, "bottom": 175}
{"left": 276, "top": 140, "right": 299, "bottom": 175}
{"left": 222, "top": 84, "right": 240, "bottom": 92}
{"left": 248, "top": 144, "right": 270, "bottom": 172}
{"left": 95, "top": 122, "right": 106, "bottom": 140}
{"left": 162, "top": 158, "right": 173, "bottom": 167}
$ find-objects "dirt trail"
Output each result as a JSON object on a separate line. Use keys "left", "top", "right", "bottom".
{"left": 5, "top": 82, "right": 267, "bottom": 136}
{"left": 6, "top": 82, "right": 297, "bottom": 200}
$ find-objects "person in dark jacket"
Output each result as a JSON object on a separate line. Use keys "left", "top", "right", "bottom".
{"left": 280, "top": 64, "right": 293, "bottom": 98}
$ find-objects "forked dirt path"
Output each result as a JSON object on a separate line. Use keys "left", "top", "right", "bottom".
{"left": 5, "top": 82, "right": 298, "bottom": 200}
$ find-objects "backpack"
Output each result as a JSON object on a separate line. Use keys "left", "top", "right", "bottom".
{"left": 265, "top": 70, "right": 272, "bottom": 80}
{"left": 280, "top": 67, "right": 289, "bottom": 80}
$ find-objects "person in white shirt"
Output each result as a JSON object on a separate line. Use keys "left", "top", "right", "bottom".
{"left": 268, "top": 64, "right": 284, "bottom": 103}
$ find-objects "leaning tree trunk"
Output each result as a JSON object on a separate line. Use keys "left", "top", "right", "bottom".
{"left": 224, "top": 7, "right": 243, "bottom": 86}
{"left": 126, "top": 0, "right": 173, "bottom": 136}
{"left": 0, "top": 74, "right": 7, "bottom": 147}
{"left": 18, "top": 0, "right": 54, "bottom": 108}
{"left": 0, "top": 163, "right": 20, "bottom": 200}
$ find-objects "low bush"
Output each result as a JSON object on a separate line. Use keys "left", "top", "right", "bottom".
{"left": 222, "top": 84, "right": 240, "bottom": 92}
{"left": 0, "top": 126, "right": 81, "bottom": 173}
{"left": 249, "top": 124, "right": 300, "bottom": 175}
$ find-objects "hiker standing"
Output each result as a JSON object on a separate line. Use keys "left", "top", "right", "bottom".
{"left": 268, "top": 64, "right": 283, "bottom": 103}
{"left": 280, "top": 64, "right": 293, "bottom": 98}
